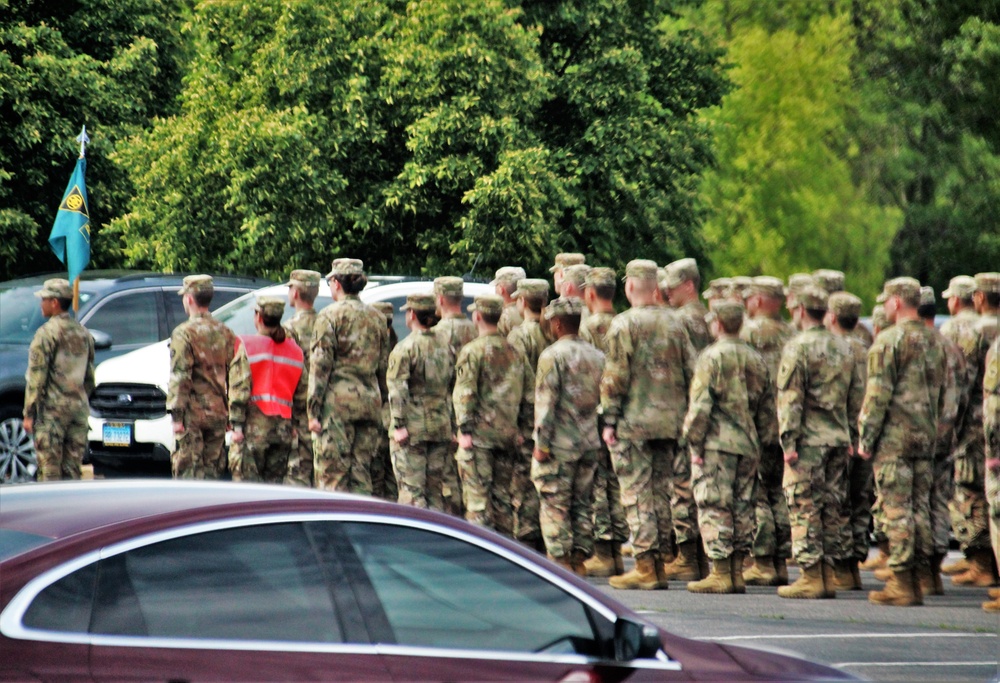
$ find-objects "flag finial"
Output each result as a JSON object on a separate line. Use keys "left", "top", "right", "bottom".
{"left": 76, "top": 125, "right": 89, "bottom": 158}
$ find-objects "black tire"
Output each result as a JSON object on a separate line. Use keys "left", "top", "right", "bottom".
{"left": 0, "top": 403, "right": 37, "bottom": 484}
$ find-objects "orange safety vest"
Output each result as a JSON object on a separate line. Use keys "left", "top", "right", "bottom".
{"left": 237, "top": 335, "right": 304, "bottom": 419}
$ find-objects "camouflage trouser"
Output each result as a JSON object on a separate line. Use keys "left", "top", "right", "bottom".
{"left": 671, "top": 441, "right": 699, "bottom": 545}
{"left": 172, "top": 417, "right": 227, "bottom": 479}
{"left": 752, "top": 444, "right": 792, "bottom": 559}
{"left": 988, "top": 464, "right": 1000, "bottom": 572}
{"left": 610, "top": 438, "right": 676, "bottom": 557}
{"left": 443, "top": 442, "right": 464, "bottom": 516}
{"left": 532, "top": 447, "right": 598, "bottom": 560}
{"left": 693, "top": 448, "right": 759, "bottom": 560}
{"left": 229, "top": 408, "right": 292, "bottom": 483}
{"left": 313, "top": 419, "right": 379, "bottom": 494}
{"left": 391, "top": 439, "right": 448, "bottom": 511}
{"left": 783, "top": 445, "right": 850, "bottom": 567}
{"left": 592, "top": 445, "right": 629, "bottom": 544}
{"left": 931, "top": 445, "right": 955, "bottom": 555}
{"left": 949, "top": 431, "right": 989, "bottom": 552}
{"left": 872, "top": 449, "right": 933, "bottom": 572}
{"left": 371, "top": 429, "right": 399, "bottom": 502}
{"left": 847, "top": 452, "right": 875, "bottom": 561}
{"left": 33, "top": 415, "right": 86, "bottom": 481}
{"left": 512, "top": 440, "right": 541, "bottom": 543}
{"left": 284, "top": 414, "right": 313, "bottom": 487}
{"left": 456, "top": 444, "right": 514, "bottom": 534}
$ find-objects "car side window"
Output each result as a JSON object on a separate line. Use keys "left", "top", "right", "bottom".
{"left": 339, "top": 522, "right": 599, "bottom": 655}
{"left": 89, "top": 523, "right": 343, "bottom": 643}
{"left": 22, "top": 562, "right": 97, "bottom": 633}
{"left": 84, "top": 291, "right": 160, "bottom": 347}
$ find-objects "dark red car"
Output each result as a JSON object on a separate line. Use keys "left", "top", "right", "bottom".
{"left": 0, "top": 481, "right": 855, "bottom": 681}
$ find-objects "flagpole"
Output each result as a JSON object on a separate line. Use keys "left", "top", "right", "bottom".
{"left": 72, "top": 126, "right": 89, "bottom": 313}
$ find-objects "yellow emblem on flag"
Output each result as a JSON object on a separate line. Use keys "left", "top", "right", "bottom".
{"left": 59, "top": 185, "right": 89, "bottom": 217}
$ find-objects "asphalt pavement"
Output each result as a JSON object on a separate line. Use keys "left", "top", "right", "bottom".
{"left": 595, "top": 551, "right": 999, "bottom": 682}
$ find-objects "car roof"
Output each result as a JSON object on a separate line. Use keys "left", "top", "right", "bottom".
{"left": 1, "top": 270, "right": 272, "bottom": 292}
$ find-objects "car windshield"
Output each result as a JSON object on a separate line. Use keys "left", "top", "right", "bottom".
{"left": 0, "top": 285, "right": 95, "bottom": 344}
{"left": 213, "top": 290, "right": 333, "bottom": 336}
{"left": 0, "top": 528, "right": 52, "bottom": 561}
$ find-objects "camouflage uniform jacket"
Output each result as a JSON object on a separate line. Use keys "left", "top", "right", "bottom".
{"left": 453, "top": 331, "right": 534, "bottom": 447}
{"left": 533, "top": 336, "right": 605, "bottom": 453}
{"left": 508, "top": 319, "right": 549, "bottom": 374}
{"left": 844, "top": 335, "right": 870, "bottom": 440}
{"left": 600, "top": 305, "right": 696, "bottom": 441}
{"left": 741, "top": 313, "right": 795, "bottom": 446}
{"left": 683, "top": 337, "right": 773, "bottom": 458}
{"left": 308, "top": 295, "right": 388, "bottom": 425}
{"left": 497, "top": 302, "right": 524, "bottom": 338}
{"left": 23, "top": 312, "right": 95, "bottom": 423}
{"left": 984, "top": 337, "right": 999, "bottom": 459}
{"left": 433, "top": 314, "right": 478, "bottom": 364}
{"left": 936, "top": 329, "right": 967, "bottom": 452}
{"left": 387, "top": 329, "right": 453, "bottom": 443}
{"left": 777, "top": 325, "right": 864, "bottom": 452}
{"left": 167, "top": 312, "right": 236, "bottom": 426}
{"left": 580, "top": 310, "right": 615, "bottom": 353}
{"left": 850, "top": 324, "right": 874, "bottom": 348}
{"left": 677, "top": 301, "right": 713, "bottom": 353}
{"left": 941, "top": 309, "right": 983, "bottom": 392}
{"left": 284, "top": 308, "right": 318, "bottom": 419}
{"left": 858, "top": 320, "right": 948, "bottom": 457}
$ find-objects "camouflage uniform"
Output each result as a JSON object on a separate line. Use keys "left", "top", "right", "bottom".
{"left": 23, "top": 280, "right": 95, "bottom": 481}
{"left": 858, "top": 283, "right": 947, "bottom": 573}
{"left": 168, "top": 276, "right": 236, "bottom": 479}
{"left": 984, "top": 337, "right": 1000, "bottom": 573}
{"left": 532, "top": 298, "right": 605, "bottom": 560}
{"left": 453, "top": 295, "right": 534, "bottom": 532}
{"left": 371, "top": 301, "right": 399, "bottom": 502}
{"left": 778, "top": 288, "right": 864, "bottom": 570}
{"left": 308, "top": 260, "right": 388, "bottom": 494}
{"left": 387, "top": 295, "right": 453, "bottom": 511}
{"left": 601, "top": 261, "right": 697, "bottom": 562}
{"left": 741, "top": 280, "right": 796, "bottom": 563}
{"left": 493, "top": 267, "right": 527, "bottom": 338}
{"left": 684, "top": 317, "right": 772, "bottom": 561}
{"left": 284, "top": 290, "right": 320, "bottom": 487}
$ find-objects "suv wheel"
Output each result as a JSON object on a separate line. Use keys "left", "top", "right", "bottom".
{"left": 0, "top": 405, "right": 37, "bottom": 484}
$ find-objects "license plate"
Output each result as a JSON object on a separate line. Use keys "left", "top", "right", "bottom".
{"left": 103, "top": 422, "right": 132, "bottom": 447}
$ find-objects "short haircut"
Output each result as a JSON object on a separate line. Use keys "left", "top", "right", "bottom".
{"left": 193, "top": 290, "right": 214, "bottom": 308}
{"left": 552, "top": 313, "right": 581, "bottom": 335}
{"left": 55, "top": 297, "right": 72, "bottom": 312}
{"left": 415, "top": 310, "right": 438, "bottom": 328}
{"left": 917, "top": 303, "right": 936, "bottom": 321}
{"left": 836, "top": 314, "right": 859, "bottom": 331}
{"left": 719, "top": 316, "right": 743, "bottom": 335}
{"left": 334, "top": 273, "right": 367, "bottom": 295}
{"left": 523, "top": 293, "right": 547, "bottom": 315}
{"left": 592, "top": 282, "right": 616, "bottom": 300}
{"left": 480, "top": 310, "right": 501, "bottom": 326}
{"left": 986, "top": 291, "right": 1000, "bottom": 308}
{"left": 804, "top": 307, "right": 826, "bottom": 323}
{"left": 958, "top": 295, "right": 974, "bottom": 307}
{"left": 291, "top": 282, "right": 318, "bottom": 305}
{"left": 440, "top": 292, "right": 463, "bottom": 306}
{"left": 497, "top": 280, "right": 517, "bottom": 297}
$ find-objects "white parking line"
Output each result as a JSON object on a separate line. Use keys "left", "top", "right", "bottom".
{"left": 690, "top": 633, "right": 997, "bottom": 641}
{"left": 836, "top": 662, "right": 997, "bottom": 668}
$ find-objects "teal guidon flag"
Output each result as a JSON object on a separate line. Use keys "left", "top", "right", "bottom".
{"left": 48, "top": 157, "right": 90, "bottom": 283}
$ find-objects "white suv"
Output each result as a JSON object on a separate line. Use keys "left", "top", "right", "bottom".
{"left": 86, "top": 279, "right": 492, "bottom": 476}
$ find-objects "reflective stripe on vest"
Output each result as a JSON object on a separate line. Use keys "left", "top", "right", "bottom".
{"left": 239, "top": 335, "right": 304, "bottom": 418}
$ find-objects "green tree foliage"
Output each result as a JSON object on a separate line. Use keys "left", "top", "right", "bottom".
{"left": 687, "top": 1, "right": 901, "bottom": 303}
{"left": 0, "top": 0, "right": 186, "bottom": 281}
{"left": 109, "top": 0, "right": 726, "bottom": 280}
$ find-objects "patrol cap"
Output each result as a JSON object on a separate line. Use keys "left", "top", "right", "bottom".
{"left": 549, "top": 253, "right": 586, "bottom": 273}
{"left": 586, "top": 267, "right": 617, "bottom": 289}
{"left": 326, "top": 258, "right": 364, "bottom": 278}
{"left": 625, "top": 259, "right": 659, "bottom": 281}
{"left": 828, "top": 292, "right": 862, "bottom": 318}
{"left": 562, "top": 264, "right": 592, "bottom": 290}
{"left": 974, "top": 272, "right": 1000, "bottom": 294}
{"left": 255, "top": 295, "right": 285, "bottom": 319}
{"left": 177, "top": 274, "right": 214, "bottom": 296}
{"left": 400, "top": 294, "right": 435, "bottom": 313}
{"left": 731, "top": 276, "right": 753, "bottom": 298}
{"left": 512, "top": 278, "right": 550, "bottom": 299}
{"left": 796, "top": 285, "right": 829, "bottom": 311}
{"left": 871, "top": 304, "right": 889, "bottom": 330}
{"left": 372, "top": 301, "right": 395, "bottom": 319}
{"left": 784, "top": 273, "right": 814, "bottom": 297}
{"left": 701, "top": 277, "right": 732, "bottom": 300}
{"left": 35, "top": 278, "right": 72, "bottom": 299}
{"left": 490, "top": 266, "right": 526, "bottom": 288}
{"left": 941, "top": 275, "right": 976, "bottom": 299}
{"left": 919, "top": 286, "right": 935, "bottom": 308}
{"left": 876, "top": 276, "right": 921, "bottom": 304}
{"left": 544, "top": 296, "right": 585, "bottom": 320}
{"left": 664, "top": 258, "right": 699, "bottom": 289}
{"left": 747, "top": 276, "right": 785, "bottom": 299}
{"left": 467, "top": 293, "right": 504, "bottom": 316}
{"left": 705, "top": 299, "right": 744, "bottom": 328}
{"left": 287, "top": 269, "right": 321, "bottom": 287}
{"left": 434, "top": 276, "right": 465, "bottom": 297}
{"left": 812, "top": 269, "right": 846, "bottom": 294}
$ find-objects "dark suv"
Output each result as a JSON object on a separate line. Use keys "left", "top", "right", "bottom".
{"left": 0, "top": 270, "right": 270, "bottom": 483}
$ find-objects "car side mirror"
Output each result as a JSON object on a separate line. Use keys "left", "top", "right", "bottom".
{"left": 613, "top": 617, "right": 662, "bottom": 661}
{"left": 90, "top": 329, "right": 113, "bottom": 350}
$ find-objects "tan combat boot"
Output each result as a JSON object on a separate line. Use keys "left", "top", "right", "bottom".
{"left": 612, "top": 542, "right": 625, "bottom": 575}
{"left": 660, "top": 541, "right": 700, "bottom": 582}
{"left": 743, "top": 555, "right": 779, "bottom": 586}
{"left": 869, "top": 568, "right": 922, "bottom": 606}
{"left": 821, "top": 562, "right": 838, "bottom": 599}
{"left": 696, "top": 541, "right": 710, "bottom": 580}
{"left": 831, "top": 560, "right": 857, "bottom": 592}
{"left": 608, "top": 553, "right": 661, "bottom": 590}
{"left": 873, "top": 566, "right": 892, "bottom": 582}
{"left": 687, "top": 557, "right": 735, "bottom": 594}
{"left": 951, "top": 549, "right": 998, "bottom": 587}
{"left": 731, "top": 551, "right": 747, "bottom": 594}
{"left": 774, "top": 556, "right": 789, "bottom": 586}
{"left": 940, "top": 554, "right": 969, "bottom": 576}
{"left": 982, "top": 597, "right": 1000, "bottom": 612}
{"left": 915, "top": 556, "right": 942, "bottom": 596}
{"left": 572, "top": 550, "right": 590, "bottom": 577}
{"left": 989, "top": 587, "right": 1000, "bottom": 599}
{"left": 859, "top": 541, "right": 890, "bottom": 571}
{"left": 777, "top": 563, "right": 826, "bottom": 599}
{"left": 584, "top": 541, "right": 618, "bottom": 578}
{"left": 548, "top": 554, "right": 575, "bottom": 573}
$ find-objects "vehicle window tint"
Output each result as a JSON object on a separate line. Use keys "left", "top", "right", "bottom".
{"left": 0, "top": 287, "right": 47, "bottom": 343}
{"left": 84, "top": 292, "right": 160, "bottom": 347}
{"left": 165, "top": 293, "right": 187, "bottom": 334}
{"left": 341, "top": 522, "right": 597, "bottom": 655}
{"left": 23, "top": 562, "right": 97, "bottom": 633}
{"left": 210, "top": 289, "right": 245, "bottom": 310}
{"left": 91, "top": 523, "right": 342, "bottom": 643}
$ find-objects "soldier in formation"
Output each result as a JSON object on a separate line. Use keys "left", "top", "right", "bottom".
{"left": 284, "top": 269, "right": 322, "bottom": 487}
{"left": 371, "top": 300, "right": 399, "bottom": 501}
